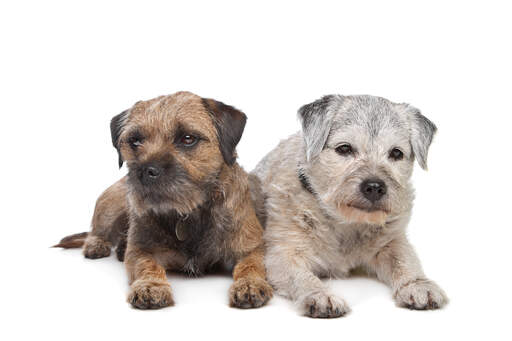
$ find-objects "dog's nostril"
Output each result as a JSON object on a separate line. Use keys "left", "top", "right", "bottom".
{"left": 145, "top": 166, "right": 161, "bottom": 178}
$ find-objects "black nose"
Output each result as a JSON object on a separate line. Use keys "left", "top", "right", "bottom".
{"left": 360, "top": 179, "right": 387, "bottom": 203}
{"left": 143, "top": 165, "right": 161, "bottom": 180}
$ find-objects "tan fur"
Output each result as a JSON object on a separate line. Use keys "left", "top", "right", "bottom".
{"left": 229, "top": 247, "right": 272, "bottom": 308}
{"left": 52, "top": 232, "right": 88, "bottom": 248}
{"left": 83, "top": 178, "right": 128, "bottom": 260}
{"left": 122, "top": 93, "right": 271, "bottom": 308}
{"left": 120, "top": 93, "right": 222, "bottom": 186}
{"left": 338, "top": 205, "right": 388, "bottom": 226}
{"left": 125, "top": 247, "right": 174, "bottom": 309}
{"left": 56, "top": 91, "right": 272, "bottom": 309}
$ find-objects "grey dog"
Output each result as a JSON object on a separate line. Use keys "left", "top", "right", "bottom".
{"left": 251, "top": 94, "right": 448, "bottom": 318}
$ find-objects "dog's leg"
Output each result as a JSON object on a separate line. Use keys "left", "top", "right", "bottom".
{"left": 266, "top": 246, "right": 350, "bottom": 318}
{"left": 368, "top": 235, "right": 448, "bottom": 310}
{"left": 230, "top": 247, "right": 273, "bottom": 308}
{"left": 115, "top": 237, "right": 127, "bottom": 262}
{"left": 228, "top": 184, "right": 273, "bottom": 309}
{"left": 124, "top": 245, "right": 174, "bottom": 309}
{"left": 83, "top": 177, "right": 128, "bottom": 260}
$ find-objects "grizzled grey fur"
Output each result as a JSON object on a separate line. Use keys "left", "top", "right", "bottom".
{"left": 252, "top": 94, "right": 447, "bottom": 318}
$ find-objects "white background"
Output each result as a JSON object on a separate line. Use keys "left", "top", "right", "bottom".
{"left": 1, "top": 0, "right": 511, "bottom": 340}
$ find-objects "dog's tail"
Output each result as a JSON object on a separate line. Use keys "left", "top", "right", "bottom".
{"left": 52, "top": 232, "right": 88, "bottom": 249}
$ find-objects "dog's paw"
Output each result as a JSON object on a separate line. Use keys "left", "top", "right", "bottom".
{"left": 127, "top": 280, "right": 174, "bottom": 309}
{"left": 300, "top": 292, "right": 350, "bottom": 318}
{"left": 83, "top": 237, "right": 111, "bottom": 259}
{"left": 229, "top": 277, "right": 273, "bottom": 309}
{"left": 394, "top": 279, "right": 448, "bottom": 310}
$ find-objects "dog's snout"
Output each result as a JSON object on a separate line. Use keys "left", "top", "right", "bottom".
{"left": 143, "top": 165, "right": 162, "bottom": 180}
{"left": 135, "top": 158, "right": 176, "bottom": 187}
{"left": 360, "top": 179, "right": 387, "bottom": 203}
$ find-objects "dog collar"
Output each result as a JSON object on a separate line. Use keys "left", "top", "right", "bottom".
{"left": 297, "top": 168, "right": 315, "bottom": 195}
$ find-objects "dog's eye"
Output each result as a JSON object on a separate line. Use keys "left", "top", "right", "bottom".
{"left": 128, "top": 136, "right": 143, "bottom": 149}
{"left": 336, "top": 144, "right": 353, "bottom": 156}
{"left": 180, "top": 135, "right": 198, "bottom": 147}
{"left": 389, "top": 148, "right": 404, "bottom": 161}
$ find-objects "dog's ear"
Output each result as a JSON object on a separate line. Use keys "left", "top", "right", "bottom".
{"left": 298, "top": 95, "right": 339, "bottom": 161}
{"left": 202, "top": 98, "right": 247, "bottom": 165}
{"left": 405, "top": 105, "right": 437, "bottom": 170}
{"left": 110, "top": 110, "right": 130, "bottom": 168}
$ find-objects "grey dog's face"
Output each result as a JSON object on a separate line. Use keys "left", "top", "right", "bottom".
{"left": 299, "top": 95, "right": 437, "bottom": 225}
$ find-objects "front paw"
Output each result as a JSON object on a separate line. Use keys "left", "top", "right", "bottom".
{"left": 128, "top": 279, "right": 174, "bottom": 309}
{"left": 229, "top": 277, "right": 273, "bottom": 309}
{"left": 394, "top": 279, "right": 448, "bottom": 310}
{"left": 300, "top": 292, "right": 350, "bottom": 318}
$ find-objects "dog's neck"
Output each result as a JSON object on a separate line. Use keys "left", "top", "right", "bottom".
{"left": 214, "top": 161, "right": 247, "bottom": 206}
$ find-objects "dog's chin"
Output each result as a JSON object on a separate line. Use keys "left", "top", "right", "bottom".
{"left": 338, "top": 204, "right": 389, "bottom": 226}
{"left": 128, "top": 185, "right": 206, "bottom": 217}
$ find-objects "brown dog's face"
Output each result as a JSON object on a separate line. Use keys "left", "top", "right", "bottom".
{"left": 110, "top": 91, "right": 246, "bottom": 215}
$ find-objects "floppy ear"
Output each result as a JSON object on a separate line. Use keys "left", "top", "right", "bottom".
{"left": 110, "top": 110, "right": 130, "bottom": 168}
{"left": 407, "top": 106, "right": 437, "bottom": 170}
{"left": 202, "top": 98, "right": 247, "bottom": 165}
{"left": 298, "top": 95, "right": 339, "bottom": 161}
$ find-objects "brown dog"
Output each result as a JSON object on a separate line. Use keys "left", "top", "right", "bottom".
{"left": 55, "top": 91, "right": 273, "bottom": 309}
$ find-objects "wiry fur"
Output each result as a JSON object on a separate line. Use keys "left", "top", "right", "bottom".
{"left": 56, "top": 92, "right": 272, "bottom": 309}
{"left": 253, "top": 94, "right": 447, "bottom": 318}
{"left": 53, "top": 179, "right": 128, "bottom": 261}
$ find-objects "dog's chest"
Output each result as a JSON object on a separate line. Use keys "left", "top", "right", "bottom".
{"left": 334, "top": 223, "right": 385, "bottom": 254}
{"left": 133, "top": 207, "right": 233, "bottom": 274}
{"left": 312, "top": 217, "right": 390, "bottom": 269}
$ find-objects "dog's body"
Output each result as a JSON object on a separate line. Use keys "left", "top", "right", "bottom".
{"left": 56, "top": 92, "right": 272, "bottom": 309}
{"left": 252, "top": 95, "right": 447, "bottom": 317}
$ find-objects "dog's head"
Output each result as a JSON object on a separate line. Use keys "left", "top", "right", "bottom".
{"left": 298, "top": 94, "right": 436, "bottom": 225}
{"left": 110, "top": 91, "right": 246, "bottom": 215}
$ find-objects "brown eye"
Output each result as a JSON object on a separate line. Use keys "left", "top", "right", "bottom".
{"left": 127, "top": 134, "right": 144, "bottom": 149}
{"left": 336, "top": 144, "right": 353, "bottom": 156}
{"left": 180, "top": 135, "right": 197, "bottom": 146}
{"left": 389, "top": 148, "right": 404, "bottom": 160}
